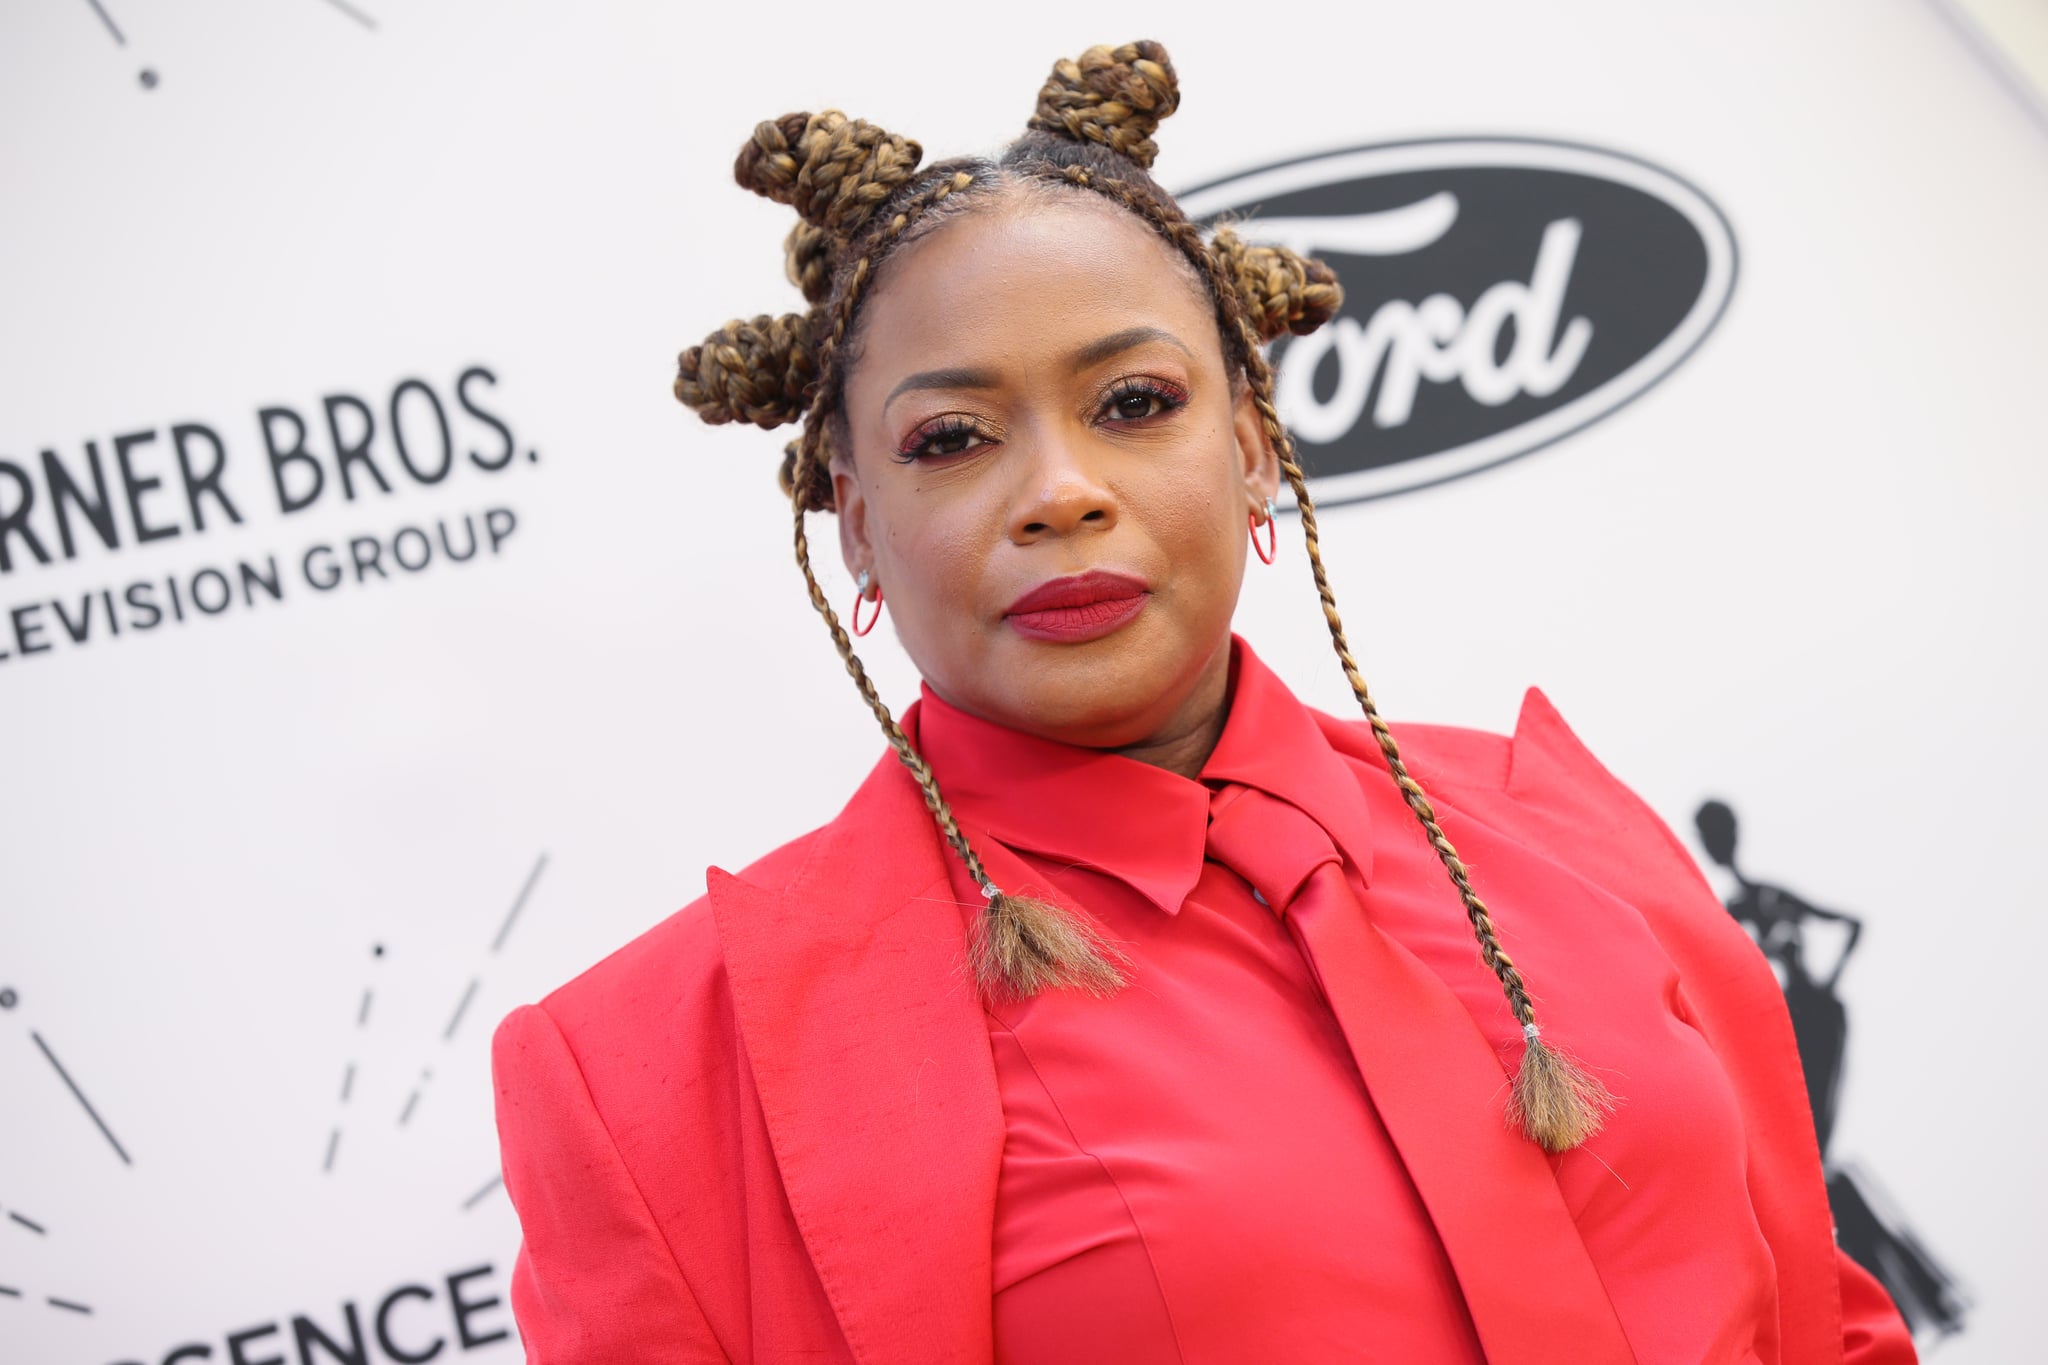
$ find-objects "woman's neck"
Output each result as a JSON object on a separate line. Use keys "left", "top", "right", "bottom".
{"left": 1107, "top": 646, "right": 1238, "bottom": 780}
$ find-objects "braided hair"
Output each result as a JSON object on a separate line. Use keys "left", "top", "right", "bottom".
{"left": 674, "top": 40, "right": 1611, "bottom": 1154}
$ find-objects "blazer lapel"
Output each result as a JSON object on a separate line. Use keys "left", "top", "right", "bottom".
{"left": 708, "top": 752, "right": 1003, "bottom": 1365}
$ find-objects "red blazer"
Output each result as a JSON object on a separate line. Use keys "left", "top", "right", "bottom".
{"left": 491, "top": 688, "right": 1914, "bottom": 1364}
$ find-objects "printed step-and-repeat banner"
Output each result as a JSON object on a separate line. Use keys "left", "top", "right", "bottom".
{"left": 3, "top": 1, "right": 2041, "bottom": 1360}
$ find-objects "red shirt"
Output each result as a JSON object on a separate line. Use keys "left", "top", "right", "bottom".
{"left": 488, "top": 633, "right": 1915, "bottom": 1364}
{"left": 910, "top": 638, "right": 1774, "bottom": 1364}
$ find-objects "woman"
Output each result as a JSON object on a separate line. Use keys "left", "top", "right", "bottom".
{"left": 490, "top": 41, "right": 1915, "bottom": 1364}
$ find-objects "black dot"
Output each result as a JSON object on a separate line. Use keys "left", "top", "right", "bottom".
{"left": 139, "top": 69, "right": 158, "bottom": 90}
{"left": 0, "top": 988, "right": 17, "bottom": 1010}
{"left": 526, "top": 449, "right": 540, "bottom": 463}
{"left": 371, "top": 944, "right": 385, "bottom": 958}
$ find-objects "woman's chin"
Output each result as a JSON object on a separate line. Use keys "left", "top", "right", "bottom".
{"left": 970, "top": 636, "right": 1215, "bottom": 749}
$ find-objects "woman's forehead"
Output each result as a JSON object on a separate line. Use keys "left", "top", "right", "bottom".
{"left": 852, "top": 194, "right": 1218, "bottom": 375}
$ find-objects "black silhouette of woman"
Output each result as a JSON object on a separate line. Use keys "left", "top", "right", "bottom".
{"left": 1695, "top": 799, "right": 1967, "bottom": 1341}
{"left": 1695, "top": 799, "right": 1859, "bottom": 1153}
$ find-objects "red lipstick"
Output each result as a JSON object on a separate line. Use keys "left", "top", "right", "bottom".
{"left": 1003, "top": 570, "right": 1151, "bottom": 643}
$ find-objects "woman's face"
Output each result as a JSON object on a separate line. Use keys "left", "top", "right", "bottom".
{"left": 833, "top": 190, "right": 1278, "bottom": 751}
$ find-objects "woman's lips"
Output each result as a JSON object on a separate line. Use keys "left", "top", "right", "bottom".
{"left": 1004, "top": 570, "right": 1150, "bottom": 643}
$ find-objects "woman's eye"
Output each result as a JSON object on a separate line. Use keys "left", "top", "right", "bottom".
{"left": 1101, "top": 381, "right": 1185, "bottom": 423}
{"left": 899, "top": 420, "right": 992, "bottom": 461}
{"left": 929, "top": 427, "right": 986, "bottom": 456}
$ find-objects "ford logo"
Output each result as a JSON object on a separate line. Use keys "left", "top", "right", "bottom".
{"left": 1178, "top": 138, "right": 1738, "bottom": 505}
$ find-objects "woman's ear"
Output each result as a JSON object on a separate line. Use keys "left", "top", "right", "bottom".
{"left": 832, "top": 454, "right": 875, "bottom": 583}
{"left": 1232, "top": 381, "right": 1282, "bottom": 510}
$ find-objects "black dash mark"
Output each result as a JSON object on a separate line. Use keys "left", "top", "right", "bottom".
{"left": 316, "top": 0, "right": 378, "bottom": 30}
{"left": 357, "top": 944, "right": 382, "bottom": 1027}
{"left": 327, "top": 947, "right": 384, "bottom": 1170}
{"left": 0, "top": 1281, "right": 94, "bottom": 1313}
{"left": 81, "top": 0, "right": 125, "bottom": 44}
{"left": 7, "top": 1210, "right": 46, "bottom": 1235}
{"left": 492, "top": 853, "right": 548, "bottom": 954}
{"left": 461, "top": 1173, "right": 503, "bottom": 1211}
{"left": 29, "top": 1032, "right": 130, "bottom": 1166}
{"left": 398, "top": 1069, "right": 430, "bottom": 1127}
{"left": 443, "top": 977, "right": 480, "bottom": 1042}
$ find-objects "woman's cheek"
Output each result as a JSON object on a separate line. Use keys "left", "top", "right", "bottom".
{"left": 893, "top": 513, "right": 995, "bottom": 652}
{"left": 1152, "top": 482, "right": 1240, "bottom": 584}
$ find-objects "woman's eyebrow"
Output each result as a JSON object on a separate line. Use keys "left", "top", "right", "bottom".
{"left": 881, "top": 328, "right": 1193, "bottom": 413}
{"left": 884, "top": 366, "right": 1000, "bottom": 412}
{"left": 1069, "top": 326, "right": 1193, "bottom": 370}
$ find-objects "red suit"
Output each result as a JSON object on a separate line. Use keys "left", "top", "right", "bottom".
{"left": 491, "top": 638, "right": 1913, "bottom": 1363}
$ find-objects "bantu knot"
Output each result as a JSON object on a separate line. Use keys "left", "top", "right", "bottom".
{"left": 774, "top": 437, "right": 839, "bottom": 511}
{"left": 1211, "top": 227, "right": 1344, "bottom": 342}
{"left": 674, "top": 313, "right": 818, "bottom": 429}
{"left": 1028, "top": 40, "right": 1180, "bottom": 170}
{"left": 783, "top": 220, "right": 834, "bottom": 306}
{"left": 733, "top": 110, "right": 924, "bottom": 240}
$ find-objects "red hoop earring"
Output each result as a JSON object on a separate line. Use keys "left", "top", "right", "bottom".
{"left": 852, "top": 570, "right": 883, "bottom": 637}
{"left": 1250, "top": 499, "right": 1278, "bottom": 565}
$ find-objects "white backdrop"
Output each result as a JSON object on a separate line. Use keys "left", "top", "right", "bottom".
{"left": 2, "top": 2, "right": 2042, "bottom": 1361}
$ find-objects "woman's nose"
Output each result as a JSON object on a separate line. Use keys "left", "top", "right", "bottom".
{"left": 1006, "top": 432, "right": 1119, "bottom": 542}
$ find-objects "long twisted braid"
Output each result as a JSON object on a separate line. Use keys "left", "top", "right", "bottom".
{"left": 673, "top": 41, "right": 1610, "bottom": 1149}
{"left": 785, "top": 167, "right": 1130, "bottom": 999}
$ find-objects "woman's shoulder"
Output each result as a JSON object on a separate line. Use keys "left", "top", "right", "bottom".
{"left": 495, "top": 818, "right": 837, "bottom": 1064}
{"left": 1312, "top": 685, "right": 1667, "bottom": 839}
{"left": 1337, "top": 687, "right": 1775, "bottom": 980}
{"left": 1315, "top": 686, "right": 1740, "bottom": 938}
{"left": 1306, "top": 685, "right": 1564, "bottom": 793}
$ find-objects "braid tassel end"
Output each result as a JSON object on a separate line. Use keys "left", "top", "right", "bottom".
{"left": 968, "top": 890, "right": 1129, "bottom": 1002}
{"left": 1508, "top": 1026, "right": 1615, "bottom": 1153}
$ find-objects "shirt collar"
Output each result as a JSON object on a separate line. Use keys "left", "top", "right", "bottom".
{"left": 904, "top": 635, "right": 1374, "bottom": 916}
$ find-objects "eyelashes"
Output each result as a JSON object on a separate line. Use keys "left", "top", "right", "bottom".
{"left": 892, "top": 376, "right": 1191, "bottom": 463}
{"left": 894, "top": 415, "right": 991, "bottom": 462}
{"left": 1101, "top": 375, "right": 1188, "bottom": 422}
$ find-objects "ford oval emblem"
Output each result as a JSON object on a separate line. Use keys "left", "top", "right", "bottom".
{"left": 1177, "top": 138, "right": 1739, "bottom": 505}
